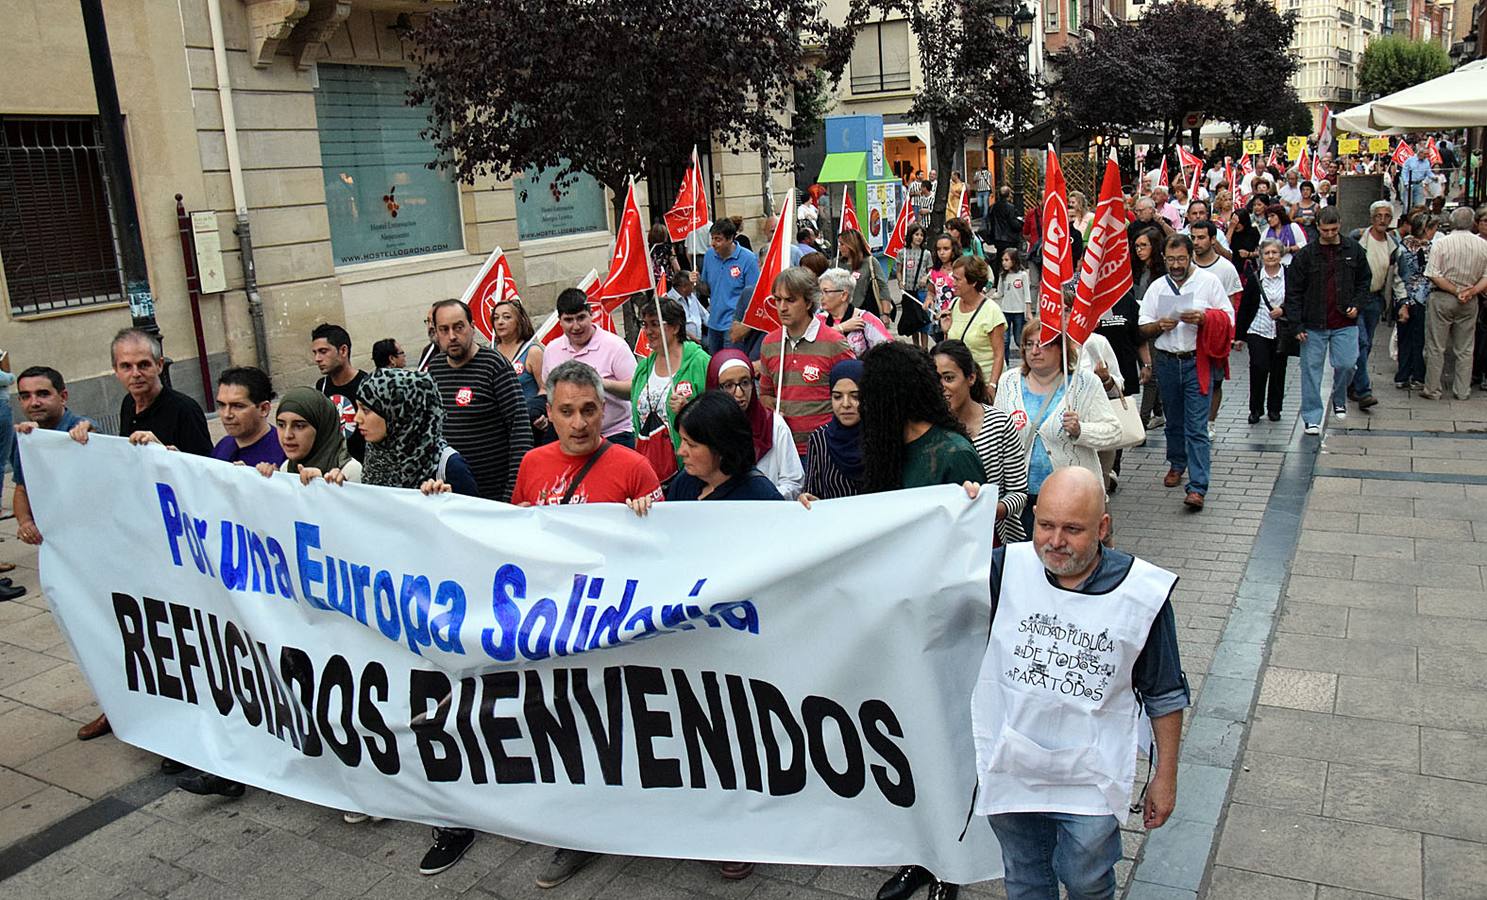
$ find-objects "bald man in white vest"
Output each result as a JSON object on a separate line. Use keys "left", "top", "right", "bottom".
{"left": 972, "top": 467, "right": 1190, "bottom": 900}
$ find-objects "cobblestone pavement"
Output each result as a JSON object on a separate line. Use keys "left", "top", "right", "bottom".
{"left": 3, "top": 336, "right": 1465, "bottom": 899}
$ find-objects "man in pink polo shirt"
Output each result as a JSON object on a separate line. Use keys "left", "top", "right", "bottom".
{"left": 542, "top": 288, "right": 638, "bottom": 447}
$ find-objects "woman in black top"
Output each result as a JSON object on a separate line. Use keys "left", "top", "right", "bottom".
{"left": 654, "top": 391, "right": 783, "bottom": 502}
{"left": 1227, "top": 209, "right": 1261, "bottom": 286}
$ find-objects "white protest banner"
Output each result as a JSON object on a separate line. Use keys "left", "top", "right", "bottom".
{"left": 21, "top": 431, "right": 1002, "bottom": 882}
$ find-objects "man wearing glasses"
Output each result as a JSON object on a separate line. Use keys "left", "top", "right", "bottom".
{"left": 1137, "top": 235, "right": 1235, "bottom": 511}
{"left": 757, "top": 267, "right": 854, "bottom": 456}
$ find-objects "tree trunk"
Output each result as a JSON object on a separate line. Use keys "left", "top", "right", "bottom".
{"left": 928, "top": 118, "right": 960, "bottom": 238}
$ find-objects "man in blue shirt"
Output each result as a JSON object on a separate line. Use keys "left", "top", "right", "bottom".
{"left": 1399, "top": 143, "right": 1435, "bottom": 210}
{"left": 701, "top": 217, "right": 760, "bottom": 354}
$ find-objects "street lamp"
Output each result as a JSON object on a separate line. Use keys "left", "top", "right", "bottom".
{"left": 995, "top": 2, "right": 1037, "bottom": 216}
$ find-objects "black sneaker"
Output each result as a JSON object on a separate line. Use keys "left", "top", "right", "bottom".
{"left": 419, "top": 828, "right": 474, "bottom": 876}
{"left": 177, "top": 773, "right": 245, "bottom": 798}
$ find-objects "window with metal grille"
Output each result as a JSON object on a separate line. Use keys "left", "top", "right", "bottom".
{"left": 850, "top": 21, "right": 912, "bottom": 94}
{"left": 0, "top": 117, "right": 127, "bottom": 316}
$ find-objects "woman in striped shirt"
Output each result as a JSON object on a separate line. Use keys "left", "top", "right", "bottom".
{"left": 799, "top": 359, "right": 864, "bottom": 502}
{"left": 932, "top": 339, "right": 1028, "bottom": 543}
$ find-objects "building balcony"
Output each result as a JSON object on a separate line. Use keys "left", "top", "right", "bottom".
{"left": 1339, "top": 8, "right": 1355, "bottom": 23}
{"left": 1362, "top": 15, "right": 1374, "bottom": 29}
{"left": 1339, "top": 48, "right": 1353, "bottom": 63}
{"left": 1338, "top": 87, "right": 1355, "bottom": 101}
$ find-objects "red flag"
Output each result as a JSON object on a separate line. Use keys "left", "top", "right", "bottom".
{"left": 1311, "top": 150, "right": 1328, "bottom": 183}
{"left": 1295, "top": 145, "right": 1310, "bottom": 182}
{"left": 1391, "top": 139, "right": 1413, "bottom": 167}
{"left": 1178, "top": 146, "right": 1204, "bottom": 173}
{"left": 839, "top": 188, "right": 860, "bottom": 236}
{"left": 737, "top": 191, "right": 797, "bottom": 333}
{"left": 1266, "top": 147, "right": 1281, "bottom": 171}
{"left": 1157, "top": 157, "right": 1169, "bottom": 189}
{"left": 663, "top": 146, "right": 710, "bottom": 242}
{"left": 1037, "top": 148, "right": 1072, "bottom": 345}
{"left": 882, "top": 194, "right": 912, "bottom": 260}
{"left": 1067, "top": 160, "right": 1133, "bottom": 345}
{"left": 593, "top": 177, "right": 654, "bottom": 308}
{"left": 1187, "top": 162, "right": 1202, "bottom": 202}
{"left": 459, "top": 247, "right": 523, "bottom": 343}
{"left": 1240, "top": 153, "right": 1254, "bottom": 175}
{"left": 1424, "top": 136, "right": 1442, "bottom": 165}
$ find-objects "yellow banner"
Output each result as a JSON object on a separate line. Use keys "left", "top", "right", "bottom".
{"left": 1286, "top": 136, "right": 1307, "bottom": 160}
{"left": 1338, "top": 138, "right": 1360, "bottom": 155}
{"left": 1243, "top": 139, "right": 1264, "bottom": 155}
{"left": 1368, "top": 137, "right": 1391, "bottom": 154}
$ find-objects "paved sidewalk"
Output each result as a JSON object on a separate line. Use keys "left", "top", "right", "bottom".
{"left": 0, "top": 349, "right": 1413, "bottom": 900}
{"left": 1207, "top": 332, "right": 1487, "bottom": 899}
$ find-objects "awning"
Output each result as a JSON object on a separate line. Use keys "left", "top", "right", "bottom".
{"left": 1336, "top": 59, "right": 1487, "bottom": 131}
{"left": 818, "top": 152, "right": 867, "bottom": 183}
{"left": 1334, "top": 102, "right": 1408, "bottom": 136}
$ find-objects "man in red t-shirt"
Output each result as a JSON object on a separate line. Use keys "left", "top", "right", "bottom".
{"left": 512, "top": 360, "right": 663, "bottom": 506}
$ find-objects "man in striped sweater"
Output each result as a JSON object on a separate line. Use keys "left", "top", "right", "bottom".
{"left": 426, "top": 299, "right": 533, "bottom": 502}
{"left": 758, "top": 267, "right": 854, "bottom": 456}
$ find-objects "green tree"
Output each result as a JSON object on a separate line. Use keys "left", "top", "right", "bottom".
{"left": 1358, "top": 35, "right": 1452, "bottom": 99}
{"left": 887, "top": 0, "right": 1040, "bottom": 235}
{"left": 1053, "top": 0, "right": 1297, "bottom": 148}
{"left": 404, "top": 0, "right": 860, "bottom": 220}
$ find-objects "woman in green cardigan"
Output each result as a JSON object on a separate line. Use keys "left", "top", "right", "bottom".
{"left": 630, "top": 294, "right": 711, "bottom": 484}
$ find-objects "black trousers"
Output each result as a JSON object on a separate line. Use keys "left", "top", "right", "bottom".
{"left": 1245, "top": 333, "right": 1289, "bottom": 417}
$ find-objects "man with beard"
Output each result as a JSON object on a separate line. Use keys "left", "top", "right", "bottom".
{"left": 424, "top": 298, "right": 531, "bottom": 501}
{"left": 969, "top": 467, "right": 1188, "bottom": 900}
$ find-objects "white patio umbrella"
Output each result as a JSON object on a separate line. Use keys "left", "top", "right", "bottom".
{"left": 1335, "top": 59, "right": 1487, "bottom": 132}
{"left": 1333, "top": 102, "right": 1406, "bottom": 136}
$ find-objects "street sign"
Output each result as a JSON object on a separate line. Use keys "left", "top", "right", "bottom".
{"left": 1243, "top": 139, "right": 1264, "bottom": 155}
{"left": 1286, "top": 135, "right": 1307, "bottom": 160}
{"left": 1181, "top": 112, "right": 1204, "bottom": 130}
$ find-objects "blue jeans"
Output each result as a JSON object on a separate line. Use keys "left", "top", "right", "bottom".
{"left": 1350, "top": 291, "right": 1383, "bottom": 397}
{"left": 1395, "top": 307, "right": 1426, "bottom": 386}
{"left": 1004, "top": 311, "right": 1026, "bottom": 353}
{"left": 1300, "top": 326, "right": 1359, "bottom": 426}
{"left": 1155, "top": 352, "right": 1213, "bottom": 496}
{"left": 989, "top": 812, "right": 1122, "bottom": 900}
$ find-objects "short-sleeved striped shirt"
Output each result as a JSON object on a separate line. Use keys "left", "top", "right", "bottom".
{"left": 1424, "top": 230, "right": 1487, "bottom": 289}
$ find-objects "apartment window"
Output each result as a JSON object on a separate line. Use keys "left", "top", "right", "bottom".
{"left": 315, "top": 64, "right": 464, "bottom": 267}
{"left": 0, "top": 117, "right": 127, "bottom": 317}
{"left": 850, "top": 20, "right": 912, "bottom": 93}
{"left": 1046, "top": 2, "right": 1060, "bottom": 30}
{"left": 1068, "top": 0, "right": 1081, "bottom": 30}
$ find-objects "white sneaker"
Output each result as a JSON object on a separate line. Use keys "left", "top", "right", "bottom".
{"left": 1207, "top": 423, "right": 1216, "bottom": 440}
{"left": 343, "top": 811, "right": 384, "bottom": 824}
{"left": 1332, "top": 405, "right": 1347, "bottom": 421}
{"left": 1304, "top": 423, "right": 1321, "bottom": 435}
{"left": 1149, "top": 414, "right": 1166, "bottom": 428}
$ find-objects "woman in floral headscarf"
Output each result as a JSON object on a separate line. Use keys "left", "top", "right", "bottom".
{"left": 357, "top": 368, "right": 479, "bottom": 496}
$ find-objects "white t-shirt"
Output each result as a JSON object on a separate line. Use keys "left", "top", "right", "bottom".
{"left": 1138, "top": 268, "right": 1235, "bottom": 354}
{"left": 1196, "top": 255, "right": 1242, "bottom": 302}
{"left": 1278, "top": 184, "right": 1303, "bottom": 206}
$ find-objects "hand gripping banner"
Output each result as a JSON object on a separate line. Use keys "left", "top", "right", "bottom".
{"left": 20, "top": 431, "right": 1003, "bottom": 882}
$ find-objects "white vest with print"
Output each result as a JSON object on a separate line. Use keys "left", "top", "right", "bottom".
{"left": 972, "top": 543, "right": 1175, "bottom": 821}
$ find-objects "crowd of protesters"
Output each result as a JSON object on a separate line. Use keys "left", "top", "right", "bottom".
{"left": 5, "top": 132, "right": 1486, "bottom": 900}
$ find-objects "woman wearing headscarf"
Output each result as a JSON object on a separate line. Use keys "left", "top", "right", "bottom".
{"left": 799, "top": 359, "right": 865, "bottom": 502}
{"left": 255, "top": 387, "right": 362, "bottom": 484}
{"left": 357, "top": 368, "right": 479, "bottom": 497}
{"left": 705, "top": 349, "right": 803, "bottom": 499}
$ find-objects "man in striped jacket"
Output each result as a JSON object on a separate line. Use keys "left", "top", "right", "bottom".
{"left": 757, "top": 267, "right": 854, "bottom": 456}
